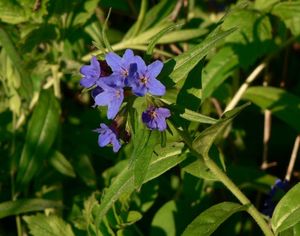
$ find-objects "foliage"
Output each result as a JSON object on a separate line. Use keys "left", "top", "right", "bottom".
{"left": 1, "top": 0, "right": 300, "bottom": 235}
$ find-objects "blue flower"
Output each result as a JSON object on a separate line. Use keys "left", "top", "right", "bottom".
{"left": 94, "top": 81, "right": 124, "bottom": 119}
{"left": 80, "top": 56, "right": 101, "bottom": 88}
{"left": 105, "top": 49, "right": 137, "bottom": 87}
{"left": 142, "top": 106, "right": 170, "bottom": 131}
{"left": 129, "top": 56, "right": 165, "bottom": 97}
{"left": 262, "top": 179, "right": 289, "bottom": 217}
{"left": 95, "top": 123, "right": 121, "bottom": 152}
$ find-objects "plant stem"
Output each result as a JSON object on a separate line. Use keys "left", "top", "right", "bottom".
{"left": 204, "top": 158, "right": 274, "bottom": 236}
{"left": 224, "top": 62, "right": 266, "bottom": 113}
{"left": 285, "top": 135, "right": 300, "bottom": 181}
{"left": 132, "top": 0, "right": 147, "bottom": 37}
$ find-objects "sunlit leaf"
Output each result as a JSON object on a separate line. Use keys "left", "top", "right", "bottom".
{"left": 272, "top": 183, "right": 300, "bottom": 234}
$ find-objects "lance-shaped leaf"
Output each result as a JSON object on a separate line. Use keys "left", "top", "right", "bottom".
{"left": 0, "top": 199, "right": 62, "bottom": 219}
{"left": 192, "top": 103, "right": 249, "bottom": 157}
{"left": 16, "top": 90, "right": 60, "bottom": 190}
{"left": 160, "top": 27, "right": 236, "bottom": 85}
{"left": 272, "top": 183, "right": 300, "bottom": 234}
{"left": 182, "top": 202, "right": 246, "bottom": 236}
{"left": 95, "top": 142, "right": 186, "bottom": 228}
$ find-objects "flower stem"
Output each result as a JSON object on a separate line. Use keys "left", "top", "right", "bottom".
{"left": 204, "top": 157, "right": 274, "bottom": 236}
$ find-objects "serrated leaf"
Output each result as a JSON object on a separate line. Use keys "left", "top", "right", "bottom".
{"left": 0, "top": 199, "right": 62, "bottom": 219}
{"left": 95, "top": 142, "right": 186, "bottom": 226}
{"left": 182, "top": 202, "right": 245, "bottom": 236}
{"left": 192, "top": 103, "right": 249, "bottom": 157}
{"left": 24, "top": 214, "right": 75, "bottom": 236}
{"left": 16, "top": 90, "right": 60, "bottom": 190}
{"left": 49, "top": 151, "right": 76, "bottom": 178}
{"left": 272, "top": 2, "right": 300, "bottom": 36}
{"left": 161, "top": 27, "right": 236, "bottom": 85}
{"left": 272, "top": 183, "right": 300, "bottom": 234}
{"left": 243, "top": 86, "right": 300, "bottom": 132}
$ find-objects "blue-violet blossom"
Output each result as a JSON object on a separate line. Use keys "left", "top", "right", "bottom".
{"left": 105, "top": 49, "right": 137, "bottom": 87}
{"left": 94, "top": 81, "right": 124, "bottom": 119}
{"left": 129, "top": 56, "right": 165, "bottom": 96}
{"left": 95, "top": 123, "right": 121, "bottom": 152}
{"left": 142, "top": 106, "right": 170, "bottom": 131}
{"left": 80, "top": 56, "right": 101, "bottom": 88}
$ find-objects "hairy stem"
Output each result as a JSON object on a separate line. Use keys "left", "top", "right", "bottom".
{"left": 204, "top": 158, "right": 274, "bottom": 236}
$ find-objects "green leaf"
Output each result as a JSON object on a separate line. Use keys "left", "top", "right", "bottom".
{"left": 24, "top": 214, "right": 75, "bottom": 236}
{"left": 243, "top": 86, "right": 300, "bottom": 132}
{"left": 0, "top": 26, "right": 33, "bottom": 99}
{"left": 202, "top": 47, "right": 238, "bottom": 101}
{"left": 162, "top": 27, "right": 236, "bottom": 84}
{"left": 272, "top": 183, "right": 300, "bottom": 234}
{"left": 272, "top": 2, "right": 300, "bottom": 36}
{"left": 179, "top": 108, "right": 217, "bottom": 124}
{"left": 279, "top": 221, "right": 300, "bottom": 236}
{"left": 49, "top": 151, "right": 76, "bottom": 178}
{"left": 129, "top": 98, "right": 160, "bottom": 188}
{"left": 150, "top": 200, "right": 177, "bottom": 236}
{"left": 146, "top": 23, "right": 183, "bottom": 60}
{"left": 72, "top": 0, "right": 100, "bottom": 26}
{"left": 132, "top": 130, "right": 159, "bottom": 188}
{"left": 192, "top": 103, "right": 249, "bottom": 157}
{"left": 182, "top": 156, "right": 217, "bottom": 181}
{"left": 95, "top": 142, "right": 186, "bottom": 226}
{"left": 182, "top": 202, "right": 245, "bottom": 236}
{"left": 0, "top": 199, "right": 62, "bottom": 219}
{"left": 123, "top": 0, "right": 176, "bottom": 40}
{"left": 16, "top": 90, "right": 60, "bottom": 190}
{"left": 158, "top": 28, "right": 208, "bottom": 44}
{"left": 254, "top": 0, "right": 279, "bottom": 11}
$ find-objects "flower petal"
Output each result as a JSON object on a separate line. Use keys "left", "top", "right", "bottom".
{"left": 98, "top": 132, "right": 112, "bottom": 147}
{"left": 147, "top": 60, "right": 163, "bottom": 79}
{"left": 80, "top": 76, "right": 96, "bottom": 88}
{"left": 134, "top": 56, "right": 147, "bottom": 72}
{"left": 105, "top": 52, "right": 122, "bottom": 72}
{"left": 94, "top": 91, "right": 111, "bottom": 106}
{"left": 147, "top": 78, "right": 166, "bottom": 96}
{"left": 112, "top": 138, "right": 121, "bottom": 152}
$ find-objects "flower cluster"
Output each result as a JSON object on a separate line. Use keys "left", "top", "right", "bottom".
{"left": 80, "top": 49, "right": 170, "bottom": 152}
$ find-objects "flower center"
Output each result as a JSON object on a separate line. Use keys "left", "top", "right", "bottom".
{"left": 122, "top": 69, "right": 128, "bottom": 77}
{"left": 140, "top": 76, "right": 148, "bottom": 84}
{"left": 149, "top": 110, "right": 157, "bottom": 119}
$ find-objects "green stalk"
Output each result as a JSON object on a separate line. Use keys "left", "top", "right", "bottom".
{"left": 131, "top": 0, "right": 147, "bottom": 37}
{"left": 203, "top": 157, "right": 274, "bottom": 236}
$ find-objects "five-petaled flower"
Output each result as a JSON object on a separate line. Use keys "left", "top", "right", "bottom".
{"left": 95, "top": 123, "right": 121, "bottom": 152}
{"left": 129, "top": 56, "right": 165, "bottom": 96}
{"left": 80, "top": 56, "right": 101, "bottom": 88}
{"left": 142, "top": 106, "right": 170, "bottom": 131}
{"left": 105, "top": 49, "right": 137, "bottom": 87}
